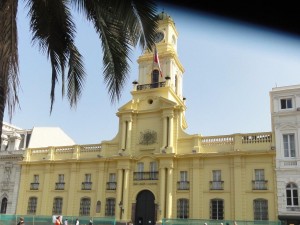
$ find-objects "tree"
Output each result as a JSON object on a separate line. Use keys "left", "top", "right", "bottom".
{"left": 0, "top": 0, "right": 158, "bottom": 143}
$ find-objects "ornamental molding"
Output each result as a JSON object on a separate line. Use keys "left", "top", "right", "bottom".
{"left": 139, "top": 130, "right": 157, "bottom": 145}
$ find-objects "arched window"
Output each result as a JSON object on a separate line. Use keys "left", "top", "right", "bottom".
{"left": 253, "top": 198, "right": 268, "bottom": 220}
{"left": 210, "top": 198, "right": 224, "bottom": 219}
{"left": 0, "top": 197, "right": 7, "bottom": 214}
{"left": 27, "top": 197, "right": 37, "bottom": 214}
{"left": 79, "top": 197, "right": 91, "bottom": 216}
{"left": 52, "top": 197, "right": 63, "bottom": 215}
{"left": 96, "top": 201, "right": 101, "bottom": 213}
{"left": 286, "top": 183, "right": 299, "bottom": 206}
{"left": 151, "top": 70, "right": 159, "bottom": 88}
{"left": 177, "top": 198, "right": 189, "bottom": 219}
{"left": 105, "top": 198, "right": 115, "bottom": 216}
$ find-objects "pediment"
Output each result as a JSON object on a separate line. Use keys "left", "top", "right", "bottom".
{"left": 278, "top": 123, "right": 297, "bottom": 130}
{"left": 118, "top": 96, "right": 178, "bottom": 113}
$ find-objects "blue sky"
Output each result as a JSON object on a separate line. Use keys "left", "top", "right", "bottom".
{"left": 4, "top": 3, "right": 300, "bottom": 144}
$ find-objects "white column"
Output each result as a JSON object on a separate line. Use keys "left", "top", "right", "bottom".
{"left": 162, "top": 117, "right": 167, "bottom": 149}
{"left": 123, "top": 169, "right": 130, "bottom": 220}
{"left": 166, "top": 168, "right": 173, "bottom": 218}
{"left": 127, "top": 120, "right": 132, "bottom": 152}
{"left": 121, "top": 121, "right": 126, "bottom": 150}
{"left": 168, "top": 116, "right": 174, "bottom": 152}
{"left": 159, "top": 168, "right": 166, "bottom": 220}
{"left": 116, "top": 169, "right": 123, "bottom": 220}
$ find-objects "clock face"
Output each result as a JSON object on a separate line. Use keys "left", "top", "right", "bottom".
{"left": 154, "top": 31, "right": 164, "bottom": 43}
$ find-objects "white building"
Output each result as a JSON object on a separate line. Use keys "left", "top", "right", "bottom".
{"left": 270, "top": 85, "right": 300, "bottom": 225}
{"left": 0, "top": 122, "right": 75, "bottom": 214}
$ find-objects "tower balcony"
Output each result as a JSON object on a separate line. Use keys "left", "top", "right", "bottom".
{"left": 136, "top": 81, "right": 166, "bottom": 91}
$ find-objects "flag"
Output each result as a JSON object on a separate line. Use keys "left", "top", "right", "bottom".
{"left": 153, "top": 47, "right": 163, "bottom": 77}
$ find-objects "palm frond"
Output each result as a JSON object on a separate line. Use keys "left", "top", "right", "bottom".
{"left": 67, "top": 44, "right": 86, "bottom": 107}
{"left": 25, "top": 0, "right": 85, "bottom": 112}
{"left": 0, "top": 0, "right": 20, "bottom": 120}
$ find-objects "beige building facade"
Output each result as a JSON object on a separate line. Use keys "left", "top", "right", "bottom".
{"left": 16, "top": 12, "right": 278, "bottom": 224}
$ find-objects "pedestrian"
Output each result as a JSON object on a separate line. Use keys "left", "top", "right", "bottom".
{"left": 17, "top": 217, "right": 24, "bottom": 225}
{"left": 89, "top": 220, "right": 93, "bottom": 225}
{"left": 55, "top": 216, "right": 62, "bottom": 225}
{"left": 64, "top": 219, "right": 68, "bottom": 225}
{"left": 234, "top": 222, "right": 238, "bottom": 225}
{"left": 75, "top": 219, "right": 79, "bottom": 225}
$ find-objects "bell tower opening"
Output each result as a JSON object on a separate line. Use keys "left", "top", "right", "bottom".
{"left": 151, "top": 70, "right": 160, "bottom": 88}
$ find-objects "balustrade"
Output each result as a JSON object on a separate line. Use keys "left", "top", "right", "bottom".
{"left": 210, "top": 181, "right": 224, "bottom": 190}
{"left": 252, "top": 180, "right": 268, "bottom": 190}
{"left": 137, "top": 82, "right": 166, "bottom": 90}
{"left": 133, "top": 172, "right": 158, "bottom": 180}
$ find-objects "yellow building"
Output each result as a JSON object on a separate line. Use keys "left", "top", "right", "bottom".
{"left": 16, "top": 12, "right": 278, "bottom": 224}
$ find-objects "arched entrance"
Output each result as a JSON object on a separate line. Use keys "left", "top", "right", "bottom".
{"left": 1, "top": 197, "right": 7, "bottom": 214}
{"left": 134, "top": 190, "right": 156, "bottom": 225}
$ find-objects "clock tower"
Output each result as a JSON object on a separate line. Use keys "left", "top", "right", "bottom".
{"left": 117, "top": 11, "right": 187, "bottom": 156}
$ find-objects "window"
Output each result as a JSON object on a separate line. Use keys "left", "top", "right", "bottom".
{"left": 56, "top": 174, "right": 65, "bottom": 190}
{"left": 286, "top": 183, "right": 299, "bottom": 206}
{"left": 152, "top": 70, "right": 159, "bottom": 88}
{"left": 27, "top": 197, "right": 37, "bottom": 214}
{"left": 58, "top": 174, "right": 64, "bottom": 183}
{"left": 253, "top": 169, "right": 267, "bottom": 190}
{"left": 137, "top": 162, "right": 144, "bottom": 180}
{"left": 178, "top": 171, "right": 189, "bottom": 190}
{"left": 96, "top": 201, "right": 101, "bottom": 213}
{"left": 253, "top": 199, "right": 268, "bottom": 220}
{"left": 107, "top": 173, "right": 116, "bottom": 190}
{"left": 105, "top": 198, "right": 115, "bottom": 216}
{"left": 33, "top": 175, "right": 39, "bottom": 183}
{"left": 79, "top": 197, "right": 91, "bottom": 216}
{"left": 85, "top": 174, "right": 91, "bottom": 182}
{"left": 177, "top": 199, "right": 189, "bottom": 219}
{"left": 211, "top": 170, "right": 223, "bottom": 190}
{"left": 52, "top": 197, "right": 63, "bottom": 214}
{"left": 283, "top": 134, "right": 296, "bottom": 157}
{"left": 150, "top": 162, "right": 158, "bottom": 179}
{"left": 280, "top": 98, "right": 292, "bottom": 109}
{"left": 210, "top": 199, "right": 224, "bottom": 220}
{"left": 82, "top": 174, "right": 92, "bottom": 190}
{"left": 1, "top": 197, "right": 7, "bottom": 214}
{"left": 30, "top": 175, "right": 39, "bottom": 190}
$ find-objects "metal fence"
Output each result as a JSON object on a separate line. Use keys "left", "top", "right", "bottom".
{"left": 0, "top": 215, "right": 115, "bottom": 225}
{"left": 162, "top": 219, "right": 281, "bottom": 225}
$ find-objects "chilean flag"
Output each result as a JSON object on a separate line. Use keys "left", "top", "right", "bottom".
{"left": 153, "top": 47, "right": 163, "bottom": 77}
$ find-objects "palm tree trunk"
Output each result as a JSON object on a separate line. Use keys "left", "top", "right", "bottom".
{"left": 0, "top": 77, "right": 5, "bottom": 146}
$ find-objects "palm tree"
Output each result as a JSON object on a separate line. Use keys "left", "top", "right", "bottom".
{"left": 0, "top": 0, "right": 158, "bottom": 143}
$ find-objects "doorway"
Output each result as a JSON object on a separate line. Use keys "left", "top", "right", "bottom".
{"left": 134, "top": 190, "right": 155, "bottom": 225}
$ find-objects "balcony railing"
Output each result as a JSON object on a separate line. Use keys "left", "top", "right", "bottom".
{"left": 81, "top": 182, "right": 92, "bottom": 190}
{"left": 55, "top": 182, "right": 65, "bottom": 190}
{"left": 137, "top": 82, "right": 166, "bottom": 91}
{"left": 210, "top": 181, "right": 224, "bottom": 190}
{"left": 133, "top": 172, "right": 158, "bottom": 180}
{"left": 30, "top": 182, "right": 39, "bottom": 190}
{"left": 286, "top": 206, "right": 300, "bottom": 211}
{"left": 106, "top": 182, "right": 117, "bottom": 190}
{"left": 177, "top": 181, "right": 190, "bottom": 190}
{"left": 252, "top": 180, "right": 268, "bottom": 190}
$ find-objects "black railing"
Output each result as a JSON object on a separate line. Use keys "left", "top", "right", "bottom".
{"left": 133, "top": 172, "right": 158, "bottom": 180}
{"left": 106, "top": 182, "right": 117, "bottom": 190}
{"left": 137, "top": 82, "right": 166, "bottom": 90}
{"left": 210, "top": 181, "right": 224, "bottom": 190}
{"left": 55, "top": 182, "right": 65, "bottom": 190}
{"left": 177, "top": 181, "right": 190, "bottom": 190}
{"left": 30, "top": 182, "right": 39, "bottom": 190}
{"left": 252, "top": 180, "right": 268, "bottom": 190}
{"left": 81, "top": 182, "right": 92, "bottom": 190}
